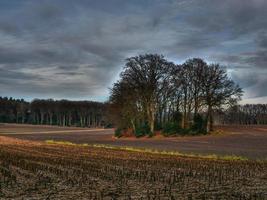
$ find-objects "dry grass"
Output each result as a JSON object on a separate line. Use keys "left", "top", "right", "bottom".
{"left": 45, "top": 139, "right": 249, "bottom": 161}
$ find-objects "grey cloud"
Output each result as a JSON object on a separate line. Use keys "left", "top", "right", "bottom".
{"left": 183, "top": 0, "right": 267, "bottom": 36}
{"left": 231, "top": 69, "right": 267, "bottom": 99}
{"left": 0, "top": 68, "right": 40, "bottom": 82}
{"left": 0, "top": 0, "right": 266, "bottom": 101}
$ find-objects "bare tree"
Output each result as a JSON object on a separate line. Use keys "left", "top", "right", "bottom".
{"left": 120, "top": 54, "right": 174, "bottom": 133}
{"left": 201, "top": 64, "right": 243, "bottom": 132}
{"left": 109, "top": 55, "right": 243, "bottom": 135}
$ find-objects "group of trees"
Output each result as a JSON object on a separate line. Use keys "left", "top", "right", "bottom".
{"left": 1, "top": 53, "right": 266, "bottom": 136}
{"left": 109, "top": 54, "right": 243, "bottom": 136}
{"left": 216, "top": 104, "right": 267, "bottom": 125}
{"left": 0, "top": 97, "right": 29, "bottom": 123}
{"left": 0, "top": 97, "right": 107, "bottom": 127}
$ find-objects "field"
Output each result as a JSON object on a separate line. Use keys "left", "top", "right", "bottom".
{"left": 0, "top": 136, "right": 266, "bottom": 199}
{"left": 0, "top": 124, "right": 267, "bottom": 199}
{"left": 1, "top": 124, "right": 267, "bottom": 159}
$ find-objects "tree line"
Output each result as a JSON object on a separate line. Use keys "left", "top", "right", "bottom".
{"left": 0, "top": 97, "right": 108, "bottom": 127}
{"left": 109, "top": 54, "right": 243, "bottom": 137}
{"left": 216, "top": 104, "right": 267, "bottom": 125}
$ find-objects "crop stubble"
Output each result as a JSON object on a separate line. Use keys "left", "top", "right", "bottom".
{"left": 0, "top": 136, "right": 266, "bottom": 199}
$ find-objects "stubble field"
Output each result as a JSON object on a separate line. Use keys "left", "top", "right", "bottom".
{"left": 0, "top": 136, "right": 267, "bottom": 199}
{"left": 0, "top": 124, "right": 267, "bottom": 199}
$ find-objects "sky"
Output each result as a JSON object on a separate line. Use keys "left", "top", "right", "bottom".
{"left": 0, "top": 0, "right": 266, "bottom": 103}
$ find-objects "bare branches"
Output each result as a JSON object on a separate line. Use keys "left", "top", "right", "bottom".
{"left": 109, "top": 55, "right": 243, "bottom": 135}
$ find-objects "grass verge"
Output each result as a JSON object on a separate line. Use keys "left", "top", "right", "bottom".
{"left": 45, "top": 139, "right": 251, "bottom": 161}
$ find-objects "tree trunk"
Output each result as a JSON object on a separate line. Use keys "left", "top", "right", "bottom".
{"left": 88, "top": 115, "right": 91, "bottom": 127}
{"left": 62, "top": 115, "right": 66, "bottom": 126}
{"left": 16, "top": 113, "right": 19, "bottom": 123}
{"left": 206, "top": 105, "right": 213, "bottom": 132}
{"left": 94, "top": 116, "right": 97, "bottom": 127}
{"left": 50, "top": 115, "right": 53, "bottom": 125}
{"left": 183, "top": 92, "right": 188, "bottom": 129}
{"left": 40, "top": 113, "right": 44, "bottom": 124}
{"left": 150, "top": 116, "right": 154, "bottom": 134}
{"left": 130, "top": 119, "right": 135, "bottom": 133}
{"left": 68, "top": 114, "right": 72, "bottom": 126}
{"left": 147, "top": 104, "right": 155, "bottom": 134}
{"left": 80, "top": 115, "right": 83, "bottom": 127}
{"left": 48, "top": 113, "right": 53, "bottom": 125}
{"left": 194, "top": 99, "right": 198, "bottom": 117}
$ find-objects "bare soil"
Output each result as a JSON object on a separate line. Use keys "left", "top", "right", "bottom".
{"left": 1, "top": 123, "right": 267, "bottom": 159}
{"left": 0, "top": 136, "right": 266, "bottom": 199}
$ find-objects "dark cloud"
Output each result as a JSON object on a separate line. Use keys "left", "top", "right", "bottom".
{"left": 0, "top": 0, "right": 266, "bottom": 102}
{"left": 231, "top": 69, "right": 267, "bottom": 99}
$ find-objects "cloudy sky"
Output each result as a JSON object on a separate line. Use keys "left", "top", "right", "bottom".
{"left": 0, "top": 0, "right": 266, "bottom": 103}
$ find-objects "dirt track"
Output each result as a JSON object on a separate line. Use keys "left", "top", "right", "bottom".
{"left": 1, "top": 123, "right": 267, "bottom": 159}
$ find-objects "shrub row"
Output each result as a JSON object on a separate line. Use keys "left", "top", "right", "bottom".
{"left": 115, "top": 114, "right": 207, "bottom": 138}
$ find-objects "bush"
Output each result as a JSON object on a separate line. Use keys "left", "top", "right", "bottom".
{"left": 104, "top": 123, "right": 113, "bottom": 128}
{"left": 162, "top": 122, "right": 181, "bottom": 136}
{"left": 135, "top": 123, "right": 151, "bottom": 137}
{"left": 191, "top": 114, "right": 207, "bottom": 134}
{"left": 180, "top": 128, "right": 191, "bottom": 135}
{"left": 154, "top": 123, "right": 162, "bottom": 131}
{"left": 173, "top": 111, "right": 182, "bottom": 124}
{"left": 114, "top": 128, "right": 123, "bottom": 138}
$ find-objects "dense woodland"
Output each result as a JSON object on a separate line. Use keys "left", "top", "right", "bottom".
{"left": 109, "top": 54, "right": 245, "bottom": 137}
{"left": 0, "top": 97, "right": 107, "bottom": 127}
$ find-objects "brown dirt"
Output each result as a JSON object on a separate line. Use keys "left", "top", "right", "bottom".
{"left": 0, "top": 136, "right": 266, "bottom": 199}
{"left": 0, "top": 123, "right": 94, "bottom": 133}
{"left": 1, "top": 124, "right": 267, "bottom": 159}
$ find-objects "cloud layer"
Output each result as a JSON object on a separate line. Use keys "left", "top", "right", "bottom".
{"left": 0, "top": 0, "right": 266, "bottom": 102}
